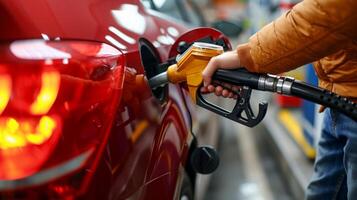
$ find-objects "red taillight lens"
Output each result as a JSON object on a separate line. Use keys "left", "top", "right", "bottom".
{"left": 0, "top": 40, "right": 125, "bottom": 192}
{"left": 0, "top": 73, "right": 11, "bottom": 115}
{"left": 0, "top": 115, "right": 62, "bottom": 180}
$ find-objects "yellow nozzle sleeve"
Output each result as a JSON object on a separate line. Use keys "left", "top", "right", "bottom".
{"left": 167, "top": 64, "right": 186, "bottom": 84}
{"left": 166, "top": 43, "right": 223, "bottom": 103}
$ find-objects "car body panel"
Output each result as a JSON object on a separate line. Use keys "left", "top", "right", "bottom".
{"left": 0, "top": 0, "right": 228, "bottom": 199}
{"left": 0, "top": 0, "right": 186, "bottom": 59}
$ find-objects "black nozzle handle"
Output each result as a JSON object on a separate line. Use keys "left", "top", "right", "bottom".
{"left": 196, "top": 86, "right": 267, "bottom": 127}
{"left": 212, "top": 68, "right": 260, "bottom": 89}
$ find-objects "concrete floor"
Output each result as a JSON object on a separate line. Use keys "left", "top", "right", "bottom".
{"left": 203, "top": 98, "right": 295, "bottom": 200}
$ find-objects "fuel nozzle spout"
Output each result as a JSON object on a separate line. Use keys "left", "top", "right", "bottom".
{"left": 148, "top": 71, "right": 168, "bottom": 89}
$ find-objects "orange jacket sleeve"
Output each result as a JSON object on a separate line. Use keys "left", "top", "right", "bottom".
{"left": 237, "top": 0, "right": 357, "bottom": 74}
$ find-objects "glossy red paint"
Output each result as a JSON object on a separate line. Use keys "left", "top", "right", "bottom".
{"left": 0, "top": 40, "right": 125, "bottom": 192}
{"left": 0, "top": 0, "right": 229, "bottom": 199}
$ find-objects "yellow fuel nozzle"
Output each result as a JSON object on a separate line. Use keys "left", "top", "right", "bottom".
{"left": 166, "top": 42, "right": 224, "bottom": 102}
{"left": 147, "top": 42, "right": 269, "bottom": 127}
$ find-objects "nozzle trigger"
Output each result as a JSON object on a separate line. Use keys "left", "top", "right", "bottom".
{"left": 197, "top": 86, "right": 268, "bottom": 127}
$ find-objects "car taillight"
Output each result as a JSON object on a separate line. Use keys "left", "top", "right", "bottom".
{"left": 0, "top": 40, "right": 125, "bottom": 196}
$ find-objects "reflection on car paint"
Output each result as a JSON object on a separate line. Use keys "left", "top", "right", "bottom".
{"left": 112, "top": 4, "right": 147, "bottom": 35}
{"left": 167, "top": 27, "right": 179, "bottom": 37}
{"left": 105, "top": 35, "right": 127, "bottom": 51}
{"left": 10, "top": 40, "right": 72, "bottom": 60}
{"left": 41, "top": 33, "right": 50, "bottom": 41}
{"left": 108, "top": 26, "right": 136, "bottom": 45}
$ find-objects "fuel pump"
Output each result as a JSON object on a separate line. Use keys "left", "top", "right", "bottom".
{"left": 149, "top": 42, "right": 357, "bottom": 126}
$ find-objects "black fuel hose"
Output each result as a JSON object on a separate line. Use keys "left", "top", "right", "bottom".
{"left": 213, "top": 68, "right": 357, "bottom": 121}
{"left": 290, "top": 81, "right": 357, "bottom": 121}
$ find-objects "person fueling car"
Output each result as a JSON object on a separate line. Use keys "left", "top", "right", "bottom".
{"left": 201, "top": 0, "right": 357, "bottom": 199}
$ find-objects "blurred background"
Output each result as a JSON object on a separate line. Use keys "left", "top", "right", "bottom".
{"left": 142, "top": 0, "right": 319, "bottom": 199}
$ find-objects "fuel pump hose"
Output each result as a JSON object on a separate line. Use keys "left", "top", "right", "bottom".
{"left": 213, "top": 68, "right": 357, "bottom": 121}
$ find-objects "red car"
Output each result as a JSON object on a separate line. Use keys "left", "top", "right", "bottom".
{"left": 0, "top": 0, "right": 230, "bottom": 199}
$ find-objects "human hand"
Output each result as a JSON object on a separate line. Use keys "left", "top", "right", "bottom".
{"left": 200, "top": 81, "right": 240, "bottom": 98}
{"left": 201, "top": 50, "right": 242, "bottom": 98}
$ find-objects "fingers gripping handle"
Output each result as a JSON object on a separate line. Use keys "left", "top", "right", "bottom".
{"left": 197, "top": 68, "right": 267, "bottom": 127}
{"left": 197, "top": 85, "right": 268, "bottom": 127}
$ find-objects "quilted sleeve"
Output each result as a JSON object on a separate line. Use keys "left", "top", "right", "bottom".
{"left": 237, "top": 0, "right": 357, "bottom": 74}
